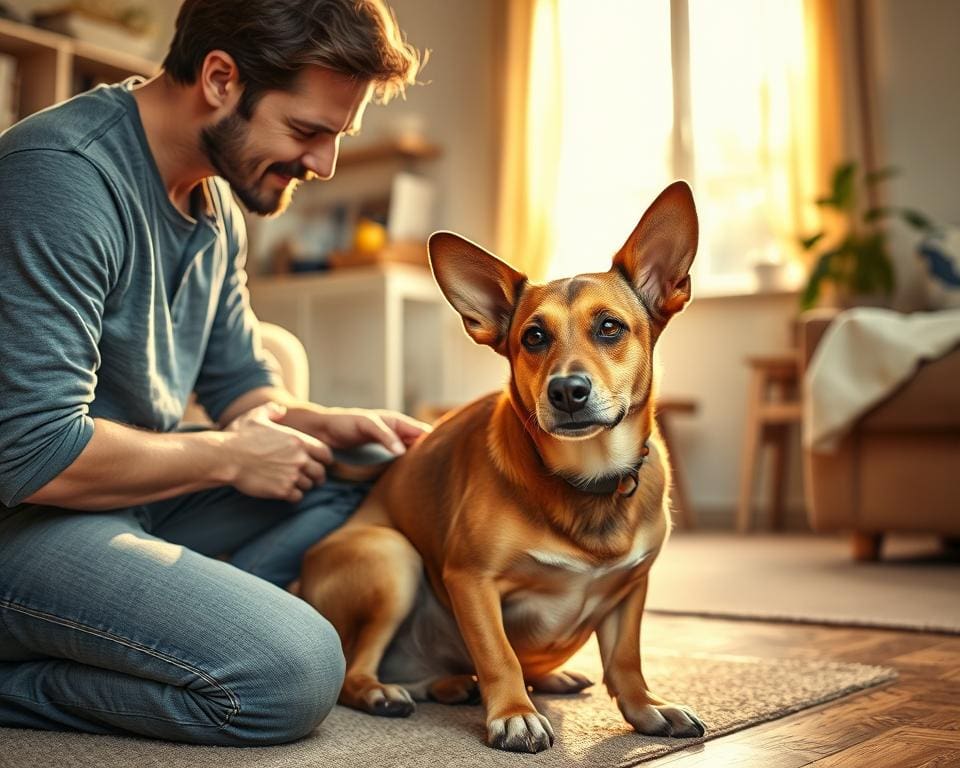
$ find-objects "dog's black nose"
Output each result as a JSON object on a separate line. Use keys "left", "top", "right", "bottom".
{"left": 548, "top": 374, "right": 592, "bottom": 414}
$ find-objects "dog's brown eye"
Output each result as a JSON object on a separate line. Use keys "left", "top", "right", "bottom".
{"left": 522, "top": 327, "right": 548, "bottom": 349}
{"left": 599, "top": 319, "right": 624, "bottom": 338}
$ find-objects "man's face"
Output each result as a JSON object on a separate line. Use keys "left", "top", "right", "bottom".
{"left": 201, "top": 66, "right": 373, "bottom": 217}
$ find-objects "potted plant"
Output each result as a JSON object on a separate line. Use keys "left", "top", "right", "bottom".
{"left": 799, "top": 161, "right": 937, "bottom": 309}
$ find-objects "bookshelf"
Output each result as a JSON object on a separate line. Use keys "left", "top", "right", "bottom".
{"left": 0, "top": 16, "right": 157, "bottom": 123}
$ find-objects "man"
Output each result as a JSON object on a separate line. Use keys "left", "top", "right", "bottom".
{"left": 0, "top": 0, "right": 428, "bottom": 746}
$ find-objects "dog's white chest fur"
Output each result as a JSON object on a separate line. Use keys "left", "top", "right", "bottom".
{"left": 524, "top": 544, "right": 652, "bottom": 575}
{"left": 501, "top": 538, "right": 654, "bottom": 642}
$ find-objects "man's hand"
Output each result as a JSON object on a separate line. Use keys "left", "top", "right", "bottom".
{"left": 278, "top": 403, "right": 432, "bottom": 456}
{"left": 223, "top": 402, "right": 333, "bottom": 502}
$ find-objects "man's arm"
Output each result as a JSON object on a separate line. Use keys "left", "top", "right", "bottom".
{"left": 24, "top": 404, "right": 333, "bottom": 511}
{"left": 0, "top": 150, "right": 124, "bottom": 508}
{"left": 218, "top": 385, "right": 433, "bottom": 456}
{"left": 0, "top": 156, "right": 329, "bottom": 512}
{"left": 23, "top": 419, "right": 236, "bottom": 510}
{"left": 217, "top": 385, "right": 296, "bottom": 427}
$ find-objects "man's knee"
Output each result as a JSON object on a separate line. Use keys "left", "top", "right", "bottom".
{"left": 219, "top": 602, "right": 346, "bottom": 745}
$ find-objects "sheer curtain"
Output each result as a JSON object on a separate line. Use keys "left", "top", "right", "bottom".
{"left": 496, "top": 0, "right": 853, "bottom": 291}
{"left": 494, "top": 0, "right": 562, "bottom": 281}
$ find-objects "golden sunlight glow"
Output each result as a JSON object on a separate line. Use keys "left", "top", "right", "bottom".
{"left": 688, "top": 0, "right": 811, "bottom": 286}
{"left": 110, "top": 532, "right": 184, "bottom": 566}
{"left": 544, "top": 0, "right": 814, "bottom": 289}
{"left": 549, "top": 0, "right": 673, "bottom": 280}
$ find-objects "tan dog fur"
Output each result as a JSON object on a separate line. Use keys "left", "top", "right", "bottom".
{"left": 299, "top": 181, "right": 704, "bottom": 753}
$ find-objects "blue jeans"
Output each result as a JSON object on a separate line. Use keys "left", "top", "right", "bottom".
{"left": 0, "top": 479, "right": 370, "bottom": 745}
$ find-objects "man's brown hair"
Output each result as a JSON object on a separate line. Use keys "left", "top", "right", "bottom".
{"left": 163, "top": 0, "right": 422, "bottom": 116}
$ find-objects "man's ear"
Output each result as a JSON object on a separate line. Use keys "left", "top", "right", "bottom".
{"left": 428, "top": 231, "right": 527, "bottom": 355}
{"left": 612, "top": 180, "right": 699, "bottom": 326}
{"left": 199, "top": 50, "right": 241, "bottom": 111}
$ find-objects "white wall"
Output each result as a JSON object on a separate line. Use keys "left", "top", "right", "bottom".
{"left": 870, "top": 0, "right": 960, "bottom": 309}
{"left": 372, "top": 0, "right": 501, "bottom": 247}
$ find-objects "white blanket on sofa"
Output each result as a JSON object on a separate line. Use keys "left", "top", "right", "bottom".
{"left": 803, "top": 307, "right": 960, "bottom": 452}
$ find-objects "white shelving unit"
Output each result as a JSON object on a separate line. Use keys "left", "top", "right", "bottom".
{"left": 249, "top": 264, "right": 448, "bottom": 414}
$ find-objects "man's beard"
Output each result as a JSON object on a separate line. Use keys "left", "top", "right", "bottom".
{"left": 200, "top": 110, "right": 307, "bottom": 217}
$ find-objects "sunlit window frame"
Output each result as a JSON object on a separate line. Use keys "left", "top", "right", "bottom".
{"left": 543, "top": 0, "right": 812, "bottom": 296}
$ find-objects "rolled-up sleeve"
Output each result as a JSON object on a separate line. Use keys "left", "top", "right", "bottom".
{"left": 193, "top": 190, "right": 281, "bottom": 423}
{"left": 0, "top": 150, "right": 122, "bottom": 507}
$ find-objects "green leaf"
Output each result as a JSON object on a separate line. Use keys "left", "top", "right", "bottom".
{"left": 865, "top": 166, "right": 899, "bottom": 185}
{"left": 850, "top": 233, "right": 893, "bottom": 295}
{"left": 899, "top": 208, "right": 934, "bottom": 231}
{"left": 878, "top": 253, "right": 895, "bottom": 294}
{"left": 801, "top": 250, "right": 837, "bottom": 310}
{"left": 831, "top": 162, "right": 857, "bottom": 211}
{"left": 799, "top": 232, "right": 826, "bottom": 250}
{"left": 801, "top": 272, "right": 823, "bottom": 310}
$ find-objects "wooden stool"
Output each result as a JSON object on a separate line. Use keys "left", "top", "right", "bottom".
{"left": 655, "top": 398, "right": 698, "bottom": 530}
{"left": 736, "top": 354, "right": 802, "bottom": 532}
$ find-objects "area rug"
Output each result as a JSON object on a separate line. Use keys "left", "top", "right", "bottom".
{"left": 0, "top": 638, "right": 895, "bottom": 768}
{"left": 647, "top": 532, "right": 960, "bottom": 634}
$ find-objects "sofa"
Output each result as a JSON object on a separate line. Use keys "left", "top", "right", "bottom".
{"left": 800, "top": 310, "right": 960, "bottom": 561}
{"left": 183, "top": 322, "right": 309, "bottom": 424}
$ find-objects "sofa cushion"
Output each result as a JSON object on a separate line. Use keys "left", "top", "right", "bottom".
{"left": 861, "top": 344, "right": 960, "bottom": 431}
{"left": 919, "top": 227, "right": 960, "bottom": 310}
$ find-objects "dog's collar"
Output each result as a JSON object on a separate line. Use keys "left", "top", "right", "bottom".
{"left": 558, "top": 443, "right": 650, "bottom": 498}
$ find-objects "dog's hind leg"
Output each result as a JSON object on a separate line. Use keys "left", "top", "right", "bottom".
{"left": 527, "top": 670, "right": 594, "bottom": 694}
{"left": 300, "top": 523, "right": 423, "bottom": 717}
{"left": 428, "top": 674, "right": 481, "bottom": 704}
{"left": 392, "top": 674, "right": 480, "bottom": 705}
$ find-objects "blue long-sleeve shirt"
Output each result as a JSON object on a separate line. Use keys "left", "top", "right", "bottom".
{"left": 0, "top": 80, "right": 281, "bottom": 508}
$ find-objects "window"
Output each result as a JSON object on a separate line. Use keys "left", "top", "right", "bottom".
{"left": 546, "top": 0, "right": 814, "bottom": 292}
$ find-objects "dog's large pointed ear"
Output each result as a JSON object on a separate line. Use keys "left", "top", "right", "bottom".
{"left": 429, "top": 231, "right": 527, "bottom": 354}
{"left": 612, "top": 181, "right": 699, "bottom": 326}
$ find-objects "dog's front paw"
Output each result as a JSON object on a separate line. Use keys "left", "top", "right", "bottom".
{"left": 487, "top": 711, "right": 555, "bottom": 753}
{"left": 621, "top": 699, "right": 705, "bottom": 738}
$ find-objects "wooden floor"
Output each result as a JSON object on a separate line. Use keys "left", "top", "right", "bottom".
{"left": 641, "top": 614, "right": 960, "bottom": 768}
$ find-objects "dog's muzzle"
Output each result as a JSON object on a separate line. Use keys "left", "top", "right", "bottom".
{"left": 547, "top": 374, "right": 592, "bottom": 415}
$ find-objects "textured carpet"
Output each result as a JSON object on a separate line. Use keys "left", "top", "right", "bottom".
{"left": 647, "top": 532, "right": 960, "bottom": 634}
{"left": 0, "top": 638, "right": 895, "bottom": 768}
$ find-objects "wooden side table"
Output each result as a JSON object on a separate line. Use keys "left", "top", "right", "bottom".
{"left": 736, "top": 354, "right": 802, "bottom": 532}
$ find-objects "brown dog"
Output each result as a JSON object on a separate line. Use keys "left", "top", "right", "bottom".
{"left": 299, "top": 181, "right": 704, "bottom": 753}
